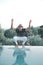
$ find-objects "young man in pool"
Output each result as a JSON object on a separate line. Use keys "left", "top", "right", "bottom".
{"left": 13, "top": 20, "right": 32, "bottom": 47}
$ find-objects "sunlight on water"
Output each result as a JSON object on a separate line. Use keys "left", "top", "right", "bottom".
{"left": 0, "top": 46, "right": 43, "bottom": 65}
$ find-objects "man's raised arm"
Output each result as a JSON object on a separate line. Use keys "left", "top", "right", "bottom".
{"left": 26, "top": 19, "right": 32, "bottom": 31}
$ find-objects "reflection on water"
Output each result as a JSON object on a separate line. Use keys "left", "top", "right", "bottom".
{"left": 0, "top": 47, "right": 3, "bottom": 56}
{"left": 13, "top": 48, "right": 28, "bottom": 65}
{"left": 0, "top": 46, "right": 43, "bottom": 65}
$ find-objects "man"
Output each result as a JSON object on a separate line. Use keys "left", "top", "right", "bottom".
{"left": 13, "top": 24, "right": 28, "bottom": 47}
{"left": 13, "top": 20, "right": 32, "bottom": 47}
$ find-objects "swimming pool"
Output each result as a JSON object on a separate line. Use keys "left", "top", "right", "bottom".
{"left": 0, "top": 46, "right": 43, "bottom": 65}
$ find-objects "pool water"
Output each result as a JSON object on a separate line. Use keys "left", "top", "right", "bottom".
{"left": 0, "top": 46, "right": 43, "bottom": 65}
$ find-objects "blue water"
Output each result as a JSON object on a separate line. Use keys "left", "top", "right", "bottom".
{"left": 0, "top": 46, "right": 43, "bottom": 65}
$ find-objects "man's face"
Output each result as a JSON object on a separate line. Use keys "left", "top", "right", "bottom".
{"left": 18, "top": 27, "right": 23, "bottom": 31}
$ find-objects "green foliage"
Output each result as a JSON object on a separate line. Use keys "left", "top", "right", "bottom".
{"left": 0, "top": 26, "right": 43, "bottom": 46}
{"left": 27, "top": 35, "right": 43, "bottom": 46}
{"left": 27, "top": 26, "right": 39, "bottom": 37}
{"left": 38, "top": 26, "right": 43, "bottom": 38}
{"left": 0, "top": 27, "right": 4, "bottom": 45}
{"left": 4, "top": 29, "right": 17, "bottom": 38}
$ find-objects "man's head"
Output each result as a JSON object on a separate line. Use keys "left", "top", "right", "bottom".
{"left": 18, "top": 24, "right": 23, "bottom": 31}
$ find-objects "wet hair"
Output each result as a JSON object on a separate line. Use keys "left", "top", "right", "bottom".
{"left": 18, "top": 24, "right": 23, "bottom": 28}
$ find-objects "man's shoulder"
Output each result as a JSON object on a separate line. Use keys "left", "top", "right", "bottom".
{"left": 15, "top": 28, "right": 19, "bottom": 32}
{"left": 22, "top": 29, "right": 26, "bottom": 31}
{"left": 22, "top": 28, "right": 25, "bottom": 30}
